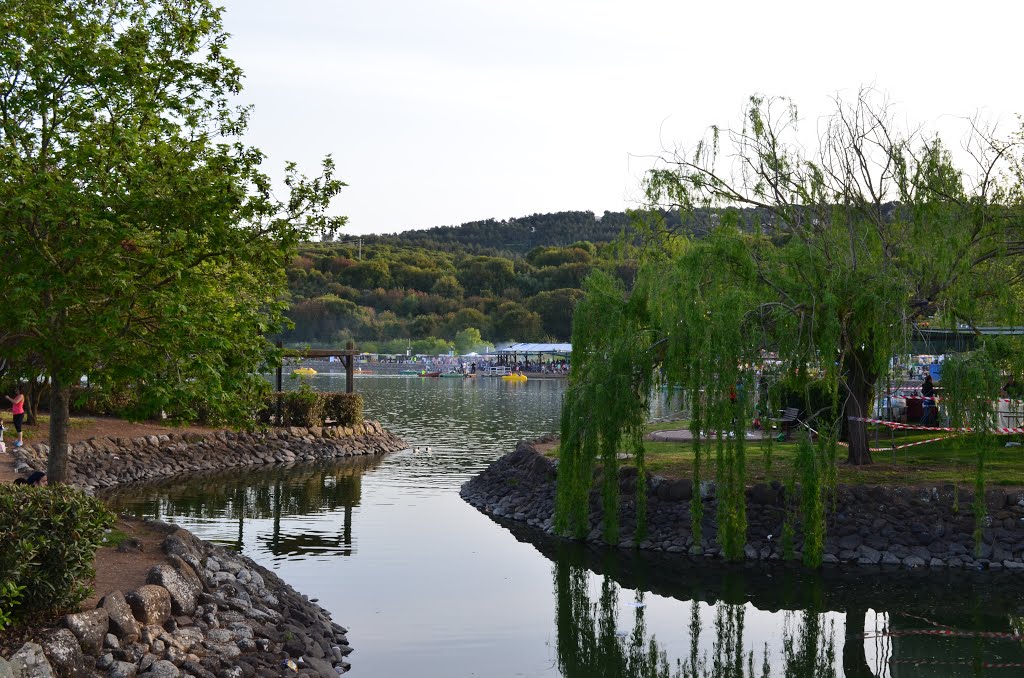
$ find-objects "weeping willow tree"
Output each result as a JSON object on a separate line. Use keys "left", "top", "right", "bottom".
{"left": 556, "top": 88, "right": 1024, "bottom": 564}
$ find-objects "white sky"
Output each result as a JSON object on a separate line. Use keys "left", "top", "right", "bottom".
{"left": 219, "top": 0, "right": 1024, "bottom": 235}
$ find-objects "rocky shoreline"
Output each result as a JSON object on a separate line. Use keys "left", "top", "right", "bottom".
{"left": 2, "top": 520, "right": 356, "bottom": 678}
{"left": 460, "top": 437, "right": 1024, "bottom": 571}
{"left": 9, "top": 422, "right": 406, "bottom": 493}
{"left": 2, "top": 422, "right": 407, "bottom": 677}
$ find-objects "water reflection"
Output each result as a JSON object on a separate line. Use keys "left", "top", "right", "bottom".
{"left": 105, "top": 456, "right": 381, "bottom": 557}
{"left": 529, "top": 523, "right": 1024, "bottom": 677}
{"left": 102, "top": 377, "right": 1024, "bottom": 677}
{"left": 553, "top": 554, "right": 839, "bottom": 678}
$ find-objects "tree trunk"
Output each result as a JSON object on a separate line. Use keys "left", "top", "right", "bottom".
{"left": 841, "top": 606, "right": 875, "bottom": 678}
{"left": 844, "top": 356, "right": 875, "bottom": 465}
{"left": 47, "top": 374, "right": 71, "bottom": 484}
{"left": 26, "top": 374, "right": 45, "bottom": 425}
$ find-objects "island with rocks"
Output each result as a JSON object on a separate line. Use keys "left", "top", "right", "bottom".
{"left": 461, "top": 437, "right": 1024, "bottom": 571}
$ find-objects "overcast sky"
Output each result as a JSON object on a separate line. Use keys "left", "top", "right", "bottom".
{"left": 218, "top": 0, "right": 1023, "bottom": 236}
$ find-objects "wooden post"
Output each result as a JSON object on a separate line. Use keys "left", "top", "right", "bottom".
{"left": 346, "top": 340, "right": 355, "bottom": 394}
{"left": 276, "top": 340, "right": 284, "bottom": 425}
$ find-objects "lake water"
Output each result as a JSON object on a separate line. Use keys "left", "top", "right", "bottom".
{"left": 105, "top": 375, "right": 1024, "bottom": 677}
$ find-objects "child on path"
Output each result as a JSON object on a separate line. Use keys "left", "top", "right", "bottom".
{"left": 5, "top": 385, "right": 25, "bottom": 447}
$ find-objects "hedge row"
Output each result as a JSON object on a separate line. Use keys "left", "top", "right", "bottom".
{"left": 68, "top": 385, "right": 363, "bottom": 429}
{"left": 0, "top": 485, "right": 115, "bottom": 630}
{"left": 258, "top": 391, "right": 364, "bottom": 428}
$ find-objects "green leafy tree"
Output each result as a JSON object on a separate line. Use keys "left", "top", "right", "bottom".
{"left": 453, "top": 327, "right": 491, "bottom": 355}
{"left": 493, "top": 302, "right": 544, "bottom": 342}
{"left": 559, "top": 90, "right": 1024, "bottom": 565}
{"left": 456, "top": 256, "right": 516, "bottom": 296}
{"left": 528, "top": 288, "right": 585, "bottom": 339}
{"left": 0, "top": 0, "right": 346, "bottom": 482}
{"left": 430, "top": 275, "right": 464, "bottom": 299}
{"left": 444, "top": 308, "right": 489, "bottom": 338}
{"left": 641, "top": 91, "right": 1024, "bottom": 464}
{"left": 411, "top": 337, "right": 452, "bottom": 355}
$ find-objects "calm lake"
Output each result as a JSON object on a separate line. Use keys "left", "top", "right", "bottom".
{"left": 105, "top": 375, "right": 1024, "bottom": 677}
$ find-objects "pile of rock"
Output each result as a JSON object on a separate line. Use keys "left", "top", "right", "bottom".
{"left": 10, "top": 423, "right": 406, "bottom": 493}
{"left": 461, "top": 437, "right": 1024, "bottom": 571}
{"left": 1, "top": 522, "right": 354, "bottom": 677}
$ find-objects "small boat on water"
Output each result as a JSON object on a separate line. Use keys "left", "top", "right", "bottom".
{"left": 441, "top": 372, "right": 466, "bottom": 378}
{"left": 399, "top": 370, "right": 419, "bottom": 375}
{"left": 502, "top": 373, "right": 528, "bottom": 382}
{"left": 421, "top": 371, "right": 441, "bottom": 378}
{"left": 292, "top": 367, "right": 317, "bottom": 377}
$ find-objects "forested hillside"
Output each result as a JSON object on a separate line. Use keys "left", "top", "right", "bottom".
{"left": 363, "top": 209, "right": 686, "bottom": 256}
{"left": 282, "top": 211, "right": 649, "bottom": 352}
{"left": 282, "top": 206, "right": 792, "bottom": 352}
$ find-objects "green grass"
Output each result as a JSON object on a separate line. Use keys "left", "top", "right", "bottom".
{"left": 100, "top": 528, "right": 131, "bottom": 549}
{"left": 547, "top": 425, "right": 1024, "bottom": 488}
{"left": 7, "top": 414, "right": 93, "bottom": 444}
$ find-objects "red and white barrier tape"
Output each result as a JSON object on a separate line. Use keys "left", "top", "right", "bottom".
{"left": 865, "top": 627, "right": 1022, "bottom": 640}
{"left": 836, "top": 435, "right": 958, "bottom": 453}
{"left": 848, "top": 416, "right": 1024, "bottom": 435}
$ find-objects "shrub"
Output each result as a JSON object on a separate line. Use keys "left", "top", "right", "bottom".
{"left": 0, "top": 485, "right": 115, "bottom": 629}
{"left": 68, "top": 384, "right": 137, "bottom": 417}
{"left": 323, "top": 392, "right": 364, "bottom": 426}
{"left": 281, "top": 385, "right": 325, "bottom": 427}
{"left": 258, "top": 390, "right": 364, "bottom": 427}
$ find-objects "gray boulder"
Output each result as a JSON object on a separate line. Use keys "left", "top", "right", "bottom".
{"left": 8, "top": 643, "right": 54, "bottom": 677}
{"left": 109, "top": 661, "right": 138, "bottom": 678}
{"left": 146, "top": 562, "right": 200, "bottom": 616}
{"left": 300, "top": 656, "right": 336, "bottom": 677}
{"left": 140, "top": 660, "right": 179, "bottom": 678}
{"left": 100, "top": 591, "right": 141, "bottom": 643}
{"left": 126, "top": 586, "right": 172, "bottom": 626}
{"left": 0, "top": 657, "right": 13, "bottom": 678}
{"left": 39, "top": 628, "right": 85, "bottom": 677}
{"left": 61, "top": 608, "right": 109, "bottom": 654}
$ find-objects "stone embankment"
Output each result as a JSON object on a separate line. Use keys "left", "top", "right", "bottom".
{"left": 1, "top": 521, "right": 355, "bottom": 677}
{"left": 461, "top": 437, "right": 1024, "bottom": 571}
{"left": 2, "top": 422, "right": 407, "bottom": 676}
{"left": 9, "top": 422, "right": 405, "bottom": 493}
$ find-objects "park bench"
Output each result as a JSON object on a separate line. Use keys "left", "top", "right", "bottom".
{"left": 772, "top": 407, "right": 803, "bottom": 439}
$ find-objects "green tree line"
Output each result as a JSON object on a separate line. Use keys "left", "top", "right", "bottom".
{"left": 281, "top": 236, "right": 639, "bottom": 350}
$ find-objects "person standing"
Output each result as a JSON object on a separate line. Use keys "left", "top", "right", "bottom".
{"left": 921, "top": 375, "right": 935, "bottom": 426}
{"left": 6, "top": 385, "right": 25, "bottom": 447}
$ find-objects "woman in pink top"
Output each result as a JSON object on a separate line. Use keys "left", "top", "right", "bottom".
{"left": 6, "top": 385, "right": 25, "bottom": 447}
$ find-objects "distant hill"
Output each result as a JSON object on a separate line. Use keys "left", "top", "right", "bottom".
{"left": 363, "top": 210, "right": 642, "bottom": 256}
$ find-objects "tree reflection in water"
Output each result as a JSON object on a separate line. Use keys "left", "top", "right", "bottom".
{"left": 554, "top": 559, "right": 837, "bottom": 678}
{"left": 104, "top": 455, "right": 382, "bottom": 556}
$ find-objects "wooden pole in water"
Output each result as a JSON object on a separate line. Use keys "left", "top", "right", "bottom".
{"left": 346, "top": 340, "right": 355, "bottom": 394}
{"left": 276, "top": 340, "right": 284, "bottom": 425}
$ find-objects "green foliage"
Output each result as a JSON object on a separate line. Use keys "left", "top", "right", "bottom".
{"left": 941, "top": 346, "right": 1005, "bottom": 552}
{"left": 322, "top": 392, "right": 364, "bottom": 427}
{"left": 453, "top": 327, "right": 492, "bottom": 355}
{"left": 556, "top": 90, "right": 1024, "bottom": 568}
{"left": 261, "top": 388, "right": 363, "bottom": 428}
{"left": 0, "top": 0, "right": 347, "bottom": 479}
{"left": 283, "top": 227, "right": 641, "bottom": 346}
{"left": 282, "top": 384, "right": 325, "bottom": 428}
{"left": 556, "top": 271, "right": 653, "bottom": 543}
{"left": 795, "top": 436, "right": 827, "bottom": 568}
{"left": 0, "top": 485, "right": 115, "bottom": 627}
{"left": 69, "top": 385, "right": 139, "bottom": 418}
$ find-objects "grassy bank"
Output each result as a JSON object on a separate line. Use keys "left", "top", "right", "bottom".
{"left": 546, "top": 425, "right": 1024, "bottom": 488}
